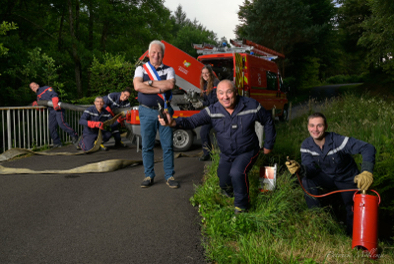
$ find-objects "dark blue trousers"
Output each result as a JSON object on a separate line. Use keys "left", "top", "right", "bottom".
{"left": 49, "top": 109, "right": 78, "bottom": 145}
{"left": 110, "top": 122, "right": 121, "bottom": 143}
{"left": 79, "top": 130, "right": 112, "bottom": 151}
{"left": 217, "top": 148, "right": 260, "bottom": 209}
{"left": 200, "top": 123, "right": 213, "bottom": 156}
{"left": 302, "top": 173, "right": 357, "bottom": 235}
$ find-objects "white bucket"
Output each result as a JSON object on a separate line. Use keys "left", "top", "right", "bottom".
{"left": 259, "top": 163, "right": 277, "bottom": 192}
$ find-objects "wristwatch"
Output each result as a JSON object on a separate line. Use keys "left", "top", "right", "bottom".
{"left": 148, "top": 80, "right": 153, "bottom": 86}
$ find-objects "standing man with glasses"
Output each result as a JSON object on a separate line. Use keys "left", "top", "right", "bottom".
{"left": 133, "top": 40, "right": 179, "bottom": 189}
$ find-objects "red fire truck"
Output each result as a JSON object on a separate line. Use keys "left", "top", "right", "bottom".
{"left": 125, "top": 39, "right": 288, "bottom": 151}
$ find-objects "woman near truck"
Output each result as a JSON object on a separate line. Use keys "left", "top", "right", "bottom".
{"left": 198, "top": 65, "right": 220, "bottom": 161}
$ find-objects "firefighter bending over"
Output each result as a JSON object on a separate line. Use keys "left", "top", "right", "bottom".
{"left": 30, "top": 82, "right": 79, "bottom": 149}
{"left": 159, "top": 79, "right": 276, "bottom": 214}
{"left": 286, "top": 112, "right": 376, "bottom": 235}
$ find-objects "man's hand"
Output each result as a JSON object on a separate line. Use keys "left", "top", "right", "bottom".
{"left": 285, "top": 160, "right": 301, "bottom": 175}
{"left": 263, "top": 148, "right": 272, "bottom": 155}
{"left": 96, "top": 122, "right": 105, "bottom": 130}
{"left": 158, "top": 111, "right": 175, "bottom": 127}
{"left": 32, "top": 101, "right": 38, "bottom": 106}
{"left": 117, "top": 116, "right": 125, "bottom": 127}
{"left": 354, "top": 171, "right": 373, "bottom": 191}
{"left": 88, "top": 121, "right": 105, "bottom": 130}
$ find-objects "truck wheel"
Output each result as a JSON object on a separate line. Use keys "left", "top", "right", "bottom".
{"left": 173, "top": 129, "right": 193, "bottom": 152}
{"left": 279, "top": 104, "right": 289, "bottom": 121}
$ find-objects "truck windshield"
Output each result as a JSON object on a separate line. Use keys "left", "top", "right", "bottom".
{"left": 199, "top": 58, "right": 234, "bottom": 81}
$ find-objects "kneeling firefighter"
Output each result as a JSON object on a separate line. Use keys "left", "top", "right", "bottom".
{"left": 285, "top": 112, "right": 376, "bottom": 236}
{"left": 78, "top": 96, "right": 113, "bottom": 151}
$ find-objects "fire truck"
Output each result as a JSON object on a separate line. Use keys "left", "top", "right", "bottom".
{"left": 125, "top": 39, "right": 288, "bottom": 152}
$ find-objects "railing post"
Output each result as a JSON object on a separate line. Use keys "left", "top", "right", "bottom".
{"left": 7, "top": 109, "right": 11, "bottom": 151}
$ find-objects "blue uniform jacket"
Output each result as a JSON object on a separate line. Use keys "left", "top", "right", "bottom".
{"left": 202, "top": 79, "right": 219, "bottom": 106}
{"left": 301, "top": 132, "right": 376, "bottom": 181}
{"left": 36, "top": 86, "right": 58, "bottom": 111}
{"left": 175, "top": 96, "right": 276, "bottom": 158}
{"left": 79, "top": 106, "right": 112, "bottom": 136}
{"left": 103, "top": 92, "right": 131, "bottom": 110}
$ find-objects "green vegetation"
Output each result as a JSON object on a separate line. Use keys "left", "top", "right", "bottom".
{"left": 87, "top": 53, "right": 137, "bottom": 104}
{"left": 1, "top": 0, "right": 393, "bottom": 107}
{"left": 0, "top": 21, "right": 17, "bottom": 57}
{"left": 0, "top": 2, "right": 217, "bottom": 106}
{"left": 192, "top": 90, "right": 394, "bottom": 263}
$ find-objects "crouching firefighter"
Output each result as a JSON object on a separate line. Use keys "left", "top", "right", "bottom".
{"left": 78, "top": 97, "right": 112, "bottom": 151}
{"left": 286, "top": 112, "right": 376, "bottom": 235}
{"left": 103, "top": 88, "right": 132, "bottom": 148}
{"left": 158, "top": 80, "right": 276, "bottom": 214}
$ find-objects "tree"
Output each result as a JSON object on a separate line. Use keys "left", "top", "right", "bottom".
{"left": 358, "top": 0, "right": 394, "bottom": 78}
{"left": 0, "top": 0, "right": 219, "bottom": 106}
{"left": 169, "top": 5, "right": 217, "bottom": 57}
{"left": 336, "top": 0, "right": 371, "bottom": 75}
{"left": 0, "top": 21, "right": 18, "bottom": 57}
{"left": 235, "top": 0, "right": 336, "bottom": 86}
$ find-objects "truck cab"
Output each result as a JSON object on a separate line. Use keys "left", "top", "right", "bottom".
{"left": 196, "top": 39, "right": 288, "bottom": 121}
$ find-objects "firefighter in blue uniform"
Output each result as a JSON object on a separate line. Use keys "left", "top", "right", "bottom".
{"left": 286, "top": 112, "right": 375, "bottom": 235}
{"left": 29, "top": 82, "right": 79, "bottom": 148}
{"left": 159, "top": 80, "right": 276, "bottom": 213}
{"left": 103, "top": 88, "right": 132, "bottom": 148}
{"left": 78, "top": 96, "right": 113, "bottom": 151}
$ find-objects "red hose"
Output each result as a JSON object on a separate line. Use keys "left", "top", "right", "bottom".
{"left": 295, "top": 172, "right": 358, "bottom": 198}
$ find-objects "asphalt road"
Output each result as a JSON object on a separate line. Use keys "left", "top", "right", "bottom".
{"left": 0, "top": 140, "right": 208, "bottom": 264}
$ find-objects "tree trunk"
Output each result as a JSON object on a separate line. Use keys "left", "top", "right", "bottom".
{"left": 88, "top": 0, "right": 93, "bottom": 50}
{"left": 67, "top": 0, "right": 82, "bottom": 97}
{"left": 58, "top": 7, "right": 65, "bottom": 51}
{"left": 101, "top": 23, "right": 108, "bottom": 52}
{"left": 75, "top": 0, "right": 80, "bottom": 39}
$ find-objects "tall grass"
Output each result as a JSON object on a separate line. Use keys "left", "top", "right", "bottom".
{"left": 191, "top": 92, "right": 394, "bottom": 263}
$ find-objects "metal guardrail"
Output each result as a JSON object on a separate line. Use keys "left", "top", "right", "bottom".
{"left": 0, "top": 106, "right": 84, "bottom": 153}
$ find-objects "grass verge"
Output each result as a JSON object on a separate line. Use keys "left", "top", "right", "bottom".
{"left": 191, "top": 91, "right": 394, "bottom": 263}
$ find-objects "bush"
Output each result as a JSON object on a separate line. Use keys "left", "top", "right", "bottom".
{"left": 325, "top": 74, "right": 365, "bottom": 84}
{"left": 89, "top": 53, "right": 138, "bottom": 105}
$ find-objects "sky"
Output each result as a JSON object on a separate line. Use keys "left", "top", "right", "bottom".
{"left": 163, "top": 0, "right": 244, "bottom": 41}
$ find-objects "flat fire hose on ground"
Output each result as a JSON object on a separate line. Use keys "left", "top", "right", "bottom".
{"left": 0, "top": 101, "right": 202, "bottom": 174}
{"left": 0, "top": 112, "right": 124, "bottom": 162}
{"left": 0, "top": 151, "right": 201, "bottom": 175}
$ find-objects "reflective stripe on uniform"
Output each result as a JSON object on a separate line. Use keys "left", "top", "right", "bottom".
{"left": 83, "top": 110, "right": 112, "bottom": 118}
{"left": 237, "top": 105, "right": 261, "bottom": 116}
{"left": 205, "top": 108, "right": 225, "bottom": 119}
{"left": 300, "top": 136, "right": 350, "bottom": 156}
{"left": 327, "top": 137, "right": 349, "bottom": 156}
{"left": 300, "top": 148, "right": 320, "bottom": 156}
{"left": 108, "top": 95, "right": 120, "bottom": 107}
